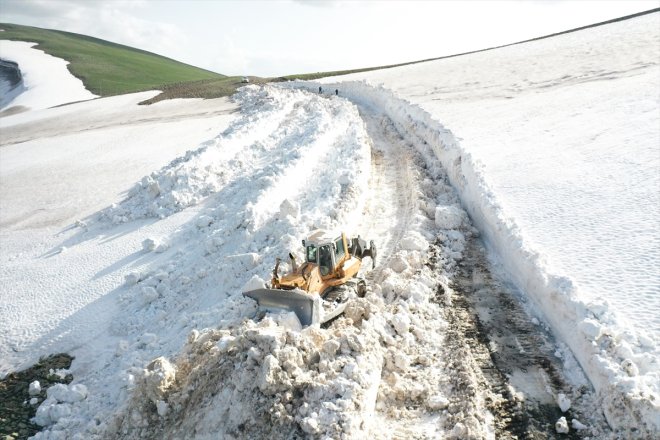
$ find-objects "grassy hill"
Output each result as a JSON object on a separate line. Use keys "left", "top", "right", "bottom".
{"left": 3, "top": 8, "right": 657, "bottom": 103}
{"left": 0, "top": 22, "right": 399, "bottom": 102}
{"left": 0, "top": 23, "right": 224, "bottom": 96}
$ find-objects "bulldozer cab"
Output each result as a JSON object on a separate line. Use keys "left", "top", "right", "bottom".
{"left": 304, "top": 234, "right": 349, "bottom": 278}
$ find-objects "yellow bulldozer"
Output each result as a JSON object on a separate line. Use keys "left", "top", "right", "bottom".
{"left": 243, "top": 230, "right": 376, "bottom": 326}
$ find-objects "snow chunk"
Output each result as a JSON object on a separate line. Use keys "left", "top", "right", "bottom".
{"left": 156, "top": 400, "right": 169, "bottom": 417}
{"left": 556, "top": 393, "right": 571, "bottom": 412}
{"left": 323, "top": 339, "right": 341, "bottom": 356}
{"left": 141, "top": 286, "right": 158, "bottom": 305}
{"left": 391, "top": 313, "right": 411, "bottom": 335}
{"left": 46, "top": 383, "right": 87, "bottom": 403}
{"left": 34, "top": 398, "right": 55, "bottom": 426}
{"left": 271, "top": 311, "right": 302, "bottom": 331}
{"left": 242, "top": 275, "right": 267, "bottom": 292}
{"left": 29, "top": 380, "right": 41, "bottom": 396}
{"left": 68, "top": 384, "right": 88, "bottom": 402}
{"left": 578, "top": 318, "right": 603, "bottom": 340}
{"left": 225, "top": 252, "right": 260, "bottom": 269}
{"left": 144, "top": 357, "right": 176, "bottom": 404}
{"left": 435, "top": 205, "right": 465, "bottom": 229}
{"left": 48, "top": 402, "right": 71, "bottom": 423}
{"left": 428, "top": 394, "right": 449, "bottom": 410}
{"left": 621, "top": 358, "right": 639, "bottom": 376}
{"left": 300, "top": 416, "right": 320, "bottom": 434}
{"left": 555, "top": 416, "right": 569, "bottom": 434}
{"left": 196, "top": 215, "right": 214, "bottom": 228}
{"left": 124, "top": 272, "right": 141, "bottom": 286}
{"left": 142, "top": 238, "right": 168, "bottom": 253}
{"left": 571, "top": 419, "right": 588, "bottom": 430}
{"left": 279, "top": 199, "right": 300, "bottom": 219}
{"left": 390, "top": 254, "right": 410, "bottom": 273}
{"left": 450, "top": 422, "right": 467, "bottom": 438}
{"left": 400, "top": 231, "right": 428, "bottom": 251}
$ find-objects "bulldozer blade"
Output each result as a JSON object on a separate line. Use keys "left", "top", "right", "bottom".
{"left": 243, "top": 288, "right": 321, "bottom": 327}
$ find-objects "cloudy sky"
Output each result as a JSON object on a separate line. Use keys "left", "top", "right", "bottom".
{"left": 0, "top": 0, "right": 657, "bottom": 77}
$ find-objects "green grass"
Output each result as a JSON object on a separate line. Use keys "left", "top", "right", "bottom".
{"left": 0, "top": 22, "right": 406, "bottom": 103}
{"left": 3, "top": 8, "right": 659, "bottom": 103}
{"left": 0, "top": 23, "right": 224, "bottom": 96}
{"left": 0, "top": 22, "right": 414, "bottom": 102}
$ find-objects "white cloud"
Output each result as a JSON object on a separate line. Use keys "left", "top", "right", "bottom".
{"left": 208, "top": 35, "right": 251, "bottom": 76}
{"left": 1, "top": 0, "right": 186, "bottom": 60}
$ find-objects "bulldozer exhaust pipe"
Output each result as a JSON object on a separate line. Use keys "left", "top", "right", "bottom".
{"left": 289, "top": 252, "right": 298, "bottom": 271}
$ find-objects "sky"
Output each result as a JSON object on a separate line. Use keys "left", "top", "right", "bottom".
{"left": 0, "top": 0, "right": 658, "bottom": 77}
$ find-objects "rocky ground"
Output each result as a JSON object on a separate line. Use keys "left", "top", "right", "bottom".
{"left": 0, "top": 354, "right": 73, "bottom": 440}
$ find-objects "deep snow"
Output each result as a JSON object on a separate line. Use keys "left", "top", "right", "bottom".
{"left": 1, "top": 11, "right": 659, "bottom": 440}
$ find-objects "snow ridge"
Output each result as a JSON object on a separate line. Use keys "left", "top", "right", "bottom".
{"left": 101, "top": 85, "right": 321, "bottom": 222}
{"left": 288, "top": 80, "right": 660, "bottom": 435}
{"left": 30, "top": 85, "right": 377, "bottom": 439}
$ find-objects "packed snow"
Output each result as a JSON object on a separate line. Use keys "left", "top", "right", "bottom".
{"left": 0, "top": 40, "right": 97, "bottom": 111}
{"left": 0, "top": 11, "right": 659, "bottom": 440}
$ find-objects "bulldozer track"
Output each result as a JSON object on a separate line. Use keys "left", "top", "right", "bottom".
{"left": 357, "top": 109, "right": 418, "bottom": 284}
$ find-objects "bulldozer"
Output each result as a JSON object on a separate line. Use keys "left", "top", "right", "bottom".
{"left": 243, "top": 230, "right": 376, "bottom": 326}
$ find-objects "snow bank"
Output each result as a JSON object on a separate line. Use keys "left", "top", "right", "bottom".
{"left": 0, "top": 40, "right": 97, "bottom": 111}
{"left": 101, "top": 85, "right": 370, "bottom": 225}
{"left": 288, "top": 80, "right": 660, "bottom": 435}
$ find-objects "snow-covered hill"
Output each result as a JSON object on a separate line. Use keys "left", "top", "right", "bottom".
{"left": 1, "top": 11, "right": 658, "bottom": 440}
{"left": 0, "top": 40, "right": 97, "bottom": 112}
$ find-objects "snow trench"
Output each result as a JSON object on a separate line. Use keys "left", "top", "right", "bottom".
{"left": 286, "top": 80, "right": 660, "bottom": 434}
{"left": 95, "top": 84, "right": 491, "bottom": 439}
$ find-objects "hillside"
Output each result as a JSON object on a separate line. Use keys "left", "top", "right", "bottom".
{"left": 0, "top": 9, "right": 658, "bottom": 440}
{"left": 0, "top": 23, "right": 223, "bottom": 96}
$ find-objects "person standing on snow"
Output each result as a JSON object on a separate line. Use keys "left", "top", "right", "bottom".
{"left": 335, "top": 89, "right": 339, "bottom": 96}
{"left": 319, "top": 86, "right": 322, "bottom": 94}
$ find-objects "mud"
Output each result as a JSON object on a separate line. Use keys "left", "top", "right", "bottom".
{"left": 434, "top": 233, "right": 612, "bottom": 439}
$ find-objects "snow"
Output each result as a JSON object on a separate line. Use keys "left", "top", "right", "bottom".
{"left": 1, "top": 11, "right": 659, "bottom": 440}
{"left": 557, "top": 392, "right": 571, "bottom": 412}
{"left": 315, "top": 11, "right": 660, "bottom": 434}
{"left": 29, "top": 380, "right": 41, "bottom": 396}
{"left": 555, "top": 416, "right": 570, "bottom": 434}
{"left": 0, "top": 40, "right": 97, "bottom": 111}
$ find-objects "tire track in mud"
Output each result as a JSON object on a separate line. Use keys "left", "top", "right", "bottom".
{"left": 438, "top": 234, "right": 611, "bottom": 439}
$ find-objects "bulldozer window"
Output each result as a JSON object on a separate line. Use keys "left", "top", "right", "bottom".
{"left": 306, "top": 245, "right": 317, "bottom": 263}
{"left": 335, "top": 237, "right": 345, "bottom": 261}
{"left": 318, "top": 245, "right": 333, "bottom": 276}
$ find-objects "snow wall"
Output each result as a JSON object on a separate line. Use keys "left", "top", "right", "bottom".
{"left": 285, "top": 80, "right": 659, "bottom": 434}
